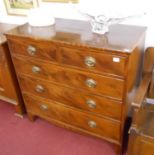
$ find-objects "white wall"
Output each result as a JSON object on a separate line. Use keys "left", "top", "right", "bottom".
{"left": 0, "top": 0, "right": 154, "bottom": 47}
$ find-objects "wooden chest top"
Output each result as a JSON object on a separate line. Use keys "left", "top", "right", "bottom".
{"left": 5, "top": 18, "right": 146, "bottom": 53}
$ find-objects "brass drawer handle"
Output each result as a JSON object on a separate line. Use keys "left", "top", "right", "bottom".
{"left": 85, "top": 56, "right": 96, "bottom": 67}
{"left": 86, "top": 100, "right": 96, "bottom": 109}
{"left": 32, "top": 66, "right": 41, "bottom": 73}
{"left": 88, "top": 121, "right": 97, "bottom": 128}
{"left": 86, "top": 79, "right": 96, "bottom": 88}
{"left": 40, "top": 104, "right": 48, "bottom": 110}
{"left": 27, "top": 45, "right": 36, "bottom": 56}
{"left": 35, "top": 85, "right": 44, "bottom": 93}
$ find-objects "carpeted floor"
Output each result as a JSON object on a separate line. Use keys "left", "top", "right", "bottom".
{"left": 0, "top": 100, "right": 116, "bottom": 155}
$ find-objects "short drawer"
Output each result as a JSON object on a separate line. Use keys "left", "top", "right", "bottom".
{"left": 19, "top": 76, "right": 122, "bottom": 120}
{"left": 24, "top": 94, "right": 121, "bottom": 141}
{"left": 13, "top": 56, "right": 124, "bottom": 100}
{"left": 8, "top": 37, "right": 127, "bottom": 77}
{"left": 59, "top": 47, "right": 127, "bottom": 77}
{"left": 8, "top": 37, "right": 58, "bottom": 61}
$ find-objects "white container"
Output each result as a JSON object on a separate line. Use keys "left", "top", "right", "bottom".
{"left": 27, "top": 8, "right": 55, "bottom": 27}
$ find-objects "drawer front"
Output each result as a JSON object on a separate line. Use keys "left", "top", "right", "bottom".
{"left": 24, "top": 94, "right": 121, "bottom": 141}
{"left": 19, "top": 76, "right": 122, "bottom": 120}
{"left": 13, "top": 56, "right": 124, "bottom": 99}
{"left": 8, "top": 37, "right": 127, "bottom": 77}
{"left": 59, "top": 47, "right": 127, "bottom": 77}
{"left": 8, "top": 38, "right": 58, "bottom": 61}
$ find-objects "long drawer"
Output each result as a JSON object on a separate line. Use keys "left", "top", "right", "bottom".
{"left": 23, "top": 94, "right": 121, "bottom": 141}
{"left": 13, "top": 56, "right": 124, "bottom": 100}
{"left": 8, "top": 37, "right": 127, "bottom": 77}
{"left": 19, "top": 76, "right": 122, "bottom": 120}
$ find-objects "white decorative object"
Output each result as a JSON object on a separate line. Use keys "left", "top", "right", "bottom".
{"left": 27, "top": 8, "right": 55, "bottom": 27}
{"left": 69, "top": 1, "right": 146, "bottom": 35}
{"left": 79, "top": 12, "right": 146, "bottom": 35}
{"left": 91, "top": 15, "right": 109, "bottom": 35}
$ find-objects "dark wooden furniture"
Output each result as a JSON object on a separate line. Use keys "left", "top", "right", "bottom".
{"left": 127, "top": 47, "right": 154, "bottom": 155}
{"left": 0, "top": 23, "right": 25, "bottom": 116}
{"left": 5, "top": 18, "right": 146, "bottom": 155}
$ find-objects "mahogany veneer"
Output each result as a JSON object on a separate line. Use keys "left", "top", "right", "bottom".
{"left": 0, "top": 23, "right": 25, "bottom": 116}
{"left": 5, "top": 18, "right": 146, "bottom": 155}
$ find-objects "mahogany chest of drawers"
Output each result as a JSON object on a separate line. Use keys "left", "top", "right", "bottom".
{"left": 5, "top": 19, "right": 146, "bottom": 155}
{"left": 0, "top": 23, "right": 25, "bottom": 116}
